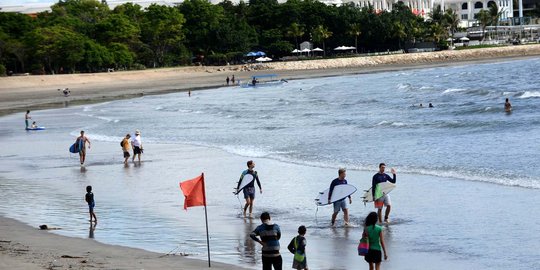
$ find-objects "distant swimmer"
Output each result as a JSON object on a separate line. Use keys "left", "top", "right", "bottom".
{"left": 505, "top": 98, "right": 512, "bottom": 112}
{"left": 76, "top": 130, "right": 91, "bottom": 165}
{"left": 429, "top": 103, "right": 434, "bottom": 108}
{"left": 419, "top": 103, "right": 423, "bottom": 108}
{"left": 235, "top": 160, "right": 262, "bottom": 217}
{"left": 25, "top": 110, "right": 31, "bottom": 128}
{"left": 372, "top": 163, "right": 396, "bottom": 223}
{"left": 328, "top": 168, "right": 352, "bottom": 226}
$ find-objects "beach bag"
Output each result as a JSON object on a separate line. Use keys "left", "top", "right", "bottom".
{"left": 293, "top": 237, "right": 305, "bottom": 263}
{"left": 358, "top": 229, "right": 369, "bottom": 256}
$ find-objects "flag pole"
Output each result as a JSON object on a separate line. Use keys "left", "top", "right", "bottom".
{"left": 201, "top": 173, "right": 211, "bottom": 267}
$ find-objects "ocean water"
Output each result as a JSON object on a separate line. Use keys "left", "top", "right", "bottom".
{"left": 1, "top": 58, "right": 540, "bottom": 269}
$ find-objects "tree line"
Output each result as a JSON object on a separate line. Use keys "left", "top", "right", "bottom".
{"left": 0, "top": 0, "right": 467, "bottom": 75}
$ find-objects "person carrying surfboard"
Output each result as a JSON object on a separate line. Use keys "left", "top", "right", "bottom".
{"left": 235, "top": 160, "right": 262, "bottom": 218}
{"left": 372, "top": 163, "right": 396, "bottom": 223}
{"left": 328, "top": 168, "right": 352, "bottom": 226}
{"left": 76, "top": 130, "right": 91, "bottom": 166}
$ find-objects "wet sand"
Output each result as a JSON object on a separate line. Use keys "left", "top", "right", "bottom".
{"left": 0, "top": 216, "right": 249, "bottom": 270}
{"left": 1, "top": 45, "right": 540, "bottom": 116}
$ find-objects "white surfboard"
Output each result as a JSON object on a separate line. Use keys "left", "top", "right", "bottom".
{"left": 234, "top": 173, "right": 254, "bottom": 194}
{"left": 315, "top": 184, "right": 357, "bottom": 206}
{"left": 362, "top": 182, "right": 396, "bottom": 203}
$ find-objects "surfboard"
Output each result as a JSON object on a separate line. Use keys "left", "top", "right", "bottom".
{"left": 234, "top": 173, "right": 254, "bottom": 194}
{"left": 362, "top": 182, "right": 396, "bottom": 203}
{"left": 315, "top": 184, "right": 357, "bottom": 206}
{"left": 25, "top": 127, "right": 46, "bottom": 130}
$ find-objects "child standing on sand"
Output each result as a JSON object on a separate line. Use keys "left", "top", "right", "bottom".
{"left": 364, "top": 212, "right": 387, "bottom": 270}
{"left": 288, "top": 225, "right": 308, "bottom": 270}
{"left": 85, "top": 186, "right": 97, "bottom": 223}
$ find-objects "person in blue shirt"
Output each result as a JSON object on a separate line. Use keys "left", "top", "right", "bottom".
{"left": 235, "top": 160, "right": 262, "bottom": 218}
{"left": 328, "top": 168, "right": 352, "bottom": 226}
{"left": 372, "top": 163, "right": 397, "bottom": 223}
{"left": 250, "top": 212, "right": 282, "bottom": 270}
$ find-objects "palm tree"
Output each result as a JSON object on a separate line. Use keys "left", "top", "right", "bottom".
{"left": 312, "top": 25, "right": 332, "bottom": 57}
{"left": 393, "top": 21, "right": 407, "bottom": 49}
{"left": 444, "top": 9, "right": 460, "bottom": 38}
{"left": 347, "top": 23, "right": 361, "bottom": 53}
{"left": 488, "top": 3, "right": 503, "bottom": 40}
{"left": 475, "top": 9, "right": 492, "bottom": 41}
{"left": 286, "top": 22, "right": 305, "bottom": 50}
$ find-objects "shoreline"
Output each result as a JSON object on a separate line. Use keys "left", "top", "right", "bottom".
{"left": 1, "top": 45, "right": 540, "bottom": 116}
{"left": 0, "top": 215, "right": 249, "bottom": 270}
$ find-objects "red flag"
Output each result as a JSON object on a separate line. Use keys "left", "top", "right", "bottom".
{"left": 179, "top": 173, "right": 206, "bottom": 210}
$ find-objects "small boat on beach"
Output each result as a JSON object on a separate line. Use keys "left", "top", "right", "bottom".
{"left": 241, "top": 74, "right": 288, "bottom": 88}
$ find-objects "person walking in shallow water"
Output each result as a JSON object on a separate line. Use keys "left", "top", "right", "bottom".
{"left": 121, "top": 134, "right": 131, "bottom": 164}
{"left": 250, "top": 212, "right": 282, "bottom": 270}
{"left": 85, "top": 185, "right": 97, "bottom": 223}
{"left": 372, "top": 163, "right": 396, "bottom": 223}
{"left": 235, "top": 160, "right": 262, "bottom": 217}
{"left": 364, "top": 212, "right": 387, "bottom": 270}
{"left": 25, "top": 110, "right": 31, "bottom": 128}
{"left": 131, "top": 130, "right": 143, "bottom": 163}
{"left": 76, "top": 131, "right": 91, "bottom": 165}
{"left": 328, "top": 168, "right": 352, "bottom": 226}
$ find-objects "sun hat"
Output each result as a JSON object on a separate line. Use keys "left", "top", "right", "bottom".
{"left": 135, "top": 130, "right": 140, "bottom": 135}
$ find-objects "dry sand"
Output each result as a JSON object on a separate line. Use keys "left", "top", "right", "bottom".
{"left": 0, "top": 216, "right": 249, "bottom": 270}
{"left": 1, "top": 44, "right": 540, "bottom": 116}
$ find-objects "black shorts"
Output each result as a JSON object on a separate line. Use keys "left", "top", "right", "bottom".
{"left": 134, "top": 146, "right": 142, "bottom": 155}
{"left": 123, "top": 151, "right": 130, "bottom": 158}
{"left": 364, "top": 249, "right": 382, "bottom": 264}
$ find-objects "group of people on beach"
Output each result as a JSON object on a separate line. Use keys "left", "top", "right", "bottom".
{"left": 72, "top": 130, "right": 143, "bottom": 166}
{"left": 236, "top": 160, "right": 396, "bottom": 270}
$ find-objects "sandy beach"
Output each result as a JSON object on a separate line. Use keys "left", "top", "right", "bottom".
{"left": 1, "top": 44, "right": 540, "bottom": 116}
{"left": 0, "top": 216, "right": 249, "bottom": 270}
{"left": 1, "top": 47, "right": 540, "bottom": 270}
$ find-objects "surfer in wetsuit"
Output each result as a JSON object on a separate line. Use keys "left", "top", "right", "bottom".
{"left": 235, "top": 160, "right": 262, "bottom": 217}
{"left": 328, "top": 168, "right": 352, "bottom": 226}
{"left": 372, "top": 163, "right": 396, "bottom": 223}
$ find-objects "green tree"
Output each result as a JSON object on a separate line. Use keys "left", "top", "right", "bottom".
{"left": 27, "top": 26, "right": 86, "bottom": 73}
{"left": 178, "top": 0, "right": 224, "bottom": 54}
{"left": 444, "top": 9, "right": 460, "bottom": 38}
{"left": 140, "top": 4, "right": 185, "bottom": 67}
{"left": 312, "top": 25, "right": 332, "bottom": 56}
{"left": 347, "top": 23, "right": 361, "bottom": 53}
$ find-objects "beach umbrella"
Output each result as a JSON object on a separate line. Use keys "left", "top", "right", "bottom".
{"left": 312, "top": 47, "right": 324, "bottom": 52}
{"left": 301, "top": 48, "right": 311, "bottom": 53}
{"left": 460, "top": 37, "right": 470, "bottom": 41}
{"left": 292, "top": 49, "right": 301, "bottom": 53}
{"left": 246, "top": 52, "right": 257, "bottom": 57}
{"left": 446, "top": 38, "right": 453, "bottom": 41}
{"left": 334, "top": 46, "right": 347, "bottom": 50}
{"left": 255, "top": 56, "right": 272, "bottom": 62}
{"left": 344, "top": 46, "right": 356, "bottom": 50}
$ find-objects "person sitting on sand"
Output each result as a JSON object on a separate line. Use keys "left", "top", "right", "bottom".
{"left": 39, "top": 225, "right": 61, "bottom": 230}
{"left": 505, "top": 98, "right": 512, "bottom": 112}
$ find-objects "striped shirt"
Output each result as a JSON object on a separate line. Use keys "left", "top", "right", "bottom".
{"left": 250, "top": 223, "right": 281, "bottom": 257}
